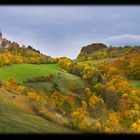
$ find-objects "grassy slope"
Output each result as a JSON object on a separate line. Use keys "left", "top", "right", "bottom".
{"left": 0, "top": 64, "right": 81, "bottom": 133}
{"left": 24, "top": 74, "right": 85, "bottom": 96}
{"left": 0, "top": 59, "right": 139, "bottom": 133}
{"left": 0, "top": 64, "right": 85, "bottom": 96}
{"left": 0, "top": 88, "right": 75, "bottom": 133}
{"left": 0, "top": 64, "right": 58, "bottom": 83}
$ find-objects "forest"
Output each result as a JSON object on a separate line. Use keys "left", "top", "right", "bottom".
{"left": 0, "top": 39, "right": 140, "bottom": 133}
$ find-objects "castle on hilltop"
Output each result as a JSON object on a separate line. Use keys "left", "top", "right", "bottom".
{"left": 0, "top": 31, "right": 3, "bottom": 47}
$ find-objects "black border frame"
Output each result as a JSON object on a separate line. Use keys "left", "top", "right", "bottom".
{"left": 0, "top": 1, "right": 140, "bottom": 139}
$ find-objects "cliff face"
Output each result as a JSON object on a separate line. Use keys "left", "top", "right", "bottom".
{"left": 80, "top": 43, "right": 108, "bottom": 55}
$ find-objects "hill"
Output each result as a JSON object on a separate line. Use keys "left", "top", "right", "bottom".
{"left": 80, "top": 43, "right": 108, "bottom": 55}
{"left": 77, "top": 43, "right": 140, "bottom": 61}
{"left": 0, "top": 88, "right": 75, "bottom": 133}
{"left": 0, "top": 39, "right": 58, "bottom": 66}
{"left": 77, "top": 43, "right": 108, "bottom": 61}
{"left": 0, "top": 64, "right": 85, "bottom": 96}
{"left": 0, "top": 37, "right": 140, "bottom": 133}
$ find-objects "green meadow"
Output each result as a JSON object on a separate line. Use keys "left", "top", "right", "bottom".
{"left": 0, "top": 64, "right": 85, "bottom": 96}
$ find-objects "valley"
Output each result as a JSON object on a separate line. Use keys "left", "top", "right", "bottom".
{"left": 0, "top": 41, "right": 140, "bottom": 133}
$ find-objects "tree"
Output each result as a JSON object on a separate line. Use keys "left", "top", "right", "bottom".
{"left": 101, "top": 88, "right": 119, "bottom": 110}
{"left": 16, "top": 85, "right": 26, "bottom": 94}
{"left": 27, "top": 91, "right": 37, "bottom": 101}
{"left": 89, "top": 94, "right": 107, "bottom": 132}
{"left": 3, "top": 78, "right": 17, "bottom": 91}
{"left": 82, "top": 74, "right": 88, "bottom": 80}
{"left": 104, "top": 111, "right": 122, "bottom": 133}
{"left": 84, "top": 87, "right": 91, "bottom": 96}
{"left": 130, "top": 119, "right": 140, "bottom": 133}
{"left": 58, "top": 57, "right": 73, "bottom": 71}
{"left": 71, "top": 101, "right": 94, "bottom": 131}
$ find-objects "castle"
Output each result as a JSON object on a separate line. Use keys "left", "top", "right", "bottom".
{"left": 0, "top": 31, "right": 3, "bottom": 47}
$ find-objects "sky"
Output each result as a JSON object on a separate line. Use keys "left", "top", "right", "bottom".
{"left": 0, "top": 6, "right": 140, "bottom": 59}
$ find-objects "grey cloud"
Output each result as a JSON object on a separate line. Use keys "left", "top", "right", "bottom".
{"left": 1, "top": 6, "right": 140, "bottom": 59}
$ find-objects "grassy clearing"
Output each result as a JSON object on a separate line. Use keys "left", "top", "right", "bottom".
{"left": 0, "top": 64, "right": 58, "bottom": 83}
{"left": 51, "top": 72, "right": 85, "bottom": 95}
{"left": 24, "top": 72, "right": 85, "bottom": 96}
{"left": 0, "top": 88, "right": 76, "bottom": 133}
{"left": 0, "top": 64, "right": 85, "bottom": 96}
{"left": 129, "top": 80, "right": 140, "bottom": 96}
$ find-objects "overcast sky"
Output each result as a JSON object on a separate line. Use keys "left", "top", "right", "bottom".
{"left": 0, "top": 6, "right": 140, "bottom": 59}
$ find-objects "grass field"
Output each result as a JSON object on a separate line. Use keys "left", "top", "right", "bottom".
{"left": 0, "top": 64, "right": 58, "bottom": 83}
{"left": 0, "top": 88, "right": 76, "bottom": 133}
{"left": 0, "top": 64, "right": 85, "bottom": 96}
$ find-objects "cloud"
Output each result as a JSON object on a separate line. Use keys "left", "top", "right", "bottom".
{"left": 101, "top": 34, "right": 140, "bottom": 46}
{"left": 1, "top": 6, "right": 140, "bottom": 59}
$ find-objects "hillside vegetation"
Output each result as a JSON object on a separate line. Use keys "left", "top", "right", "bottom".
{"left": 0, "top": 88, "right": 75, "bottom": 133}
{"left": 0, "top": 64, "right": 85, "bottom": 96}
{"left": 0, "top": 41, "right": 140, "bottom": 133}
{"left": 77, "top": 43, "right": 140, "bottom": 61}
{"left": 0, "top": 39, "right": 58, "bottom": 65}
{"left": 57, "top": 43, "right": 140, "bottom": 133}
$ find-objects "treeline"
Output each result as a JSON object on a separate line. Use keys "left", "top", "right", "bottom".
{"left": 0, "top": 40, "right": 59, "bottom": 66}
{"left": 77, "top": 43, "right": 140, "bottom": 61}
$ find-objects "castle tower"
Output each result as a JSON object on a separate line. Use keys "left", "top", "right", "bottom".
{"left": 0, "top": 31, "right": 3, "bottom": 43}
{"left": 0, "top": 31, "right": 3, "bottom": 48}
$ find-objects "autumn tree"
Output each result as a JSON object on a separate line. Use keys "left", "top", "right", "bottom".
{"left": 3, "top": 78, "right": 26, "bottom": 94}
{"left": 71, "top": 101, "right": 94, "bottom": 131}
{"left": 89, "top": 94, "right": 107, "bottom": 132}
{"left": 84, "top": 87, "right": 91, "bottom": 97}
{"left": 130, "top": 119, "right": 140, "bottom": 133}
{"left": 58, "top": 57, "right": 73, "bottom": 72}
{"left": 104, "top": 111, "right": 123, "bottom": 133}
{"left": 48, "top": 91, "right": 75, "bottom": 115}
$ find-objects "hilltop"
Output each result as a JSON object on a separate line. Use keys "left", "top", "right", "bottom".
{"left": 77, "top": 42, "right": 140, "bottom": 61}
{"left": 80, "top": 43, "right": 108, "bottom": 54}
{"left": 0, "top": 38, "right": 58, "bottom": 65}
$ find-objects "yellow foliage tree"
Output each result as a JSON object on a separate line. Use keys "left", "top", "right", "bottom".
{"left": 104, "top": 112, "right": 122, "bottom": 133}
{"left": 16, "top": 85, "right": 26, "bottom": 94}
{"left": 130, "top": 119, "right": 140, "bottom": 133}
{"left": 84, "top": 87, "right": 91, "bottom": 96}
{"left": 82, "top": 74, "right": 88, "bottom": 80}
{"left": 71, "top": 101, "right": 88, "bottom": 129}
{"left": 27, "top": 91, "right": 37, "bottom": 101}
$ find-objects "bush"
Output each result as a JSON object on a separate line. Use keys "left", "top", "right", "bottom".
{"left": 84, "top": 87, "right": 91, "bottom": 96}
{"left": 101, "top": 88, "right": 119, "bottom": 110}
{"left": 68, "top": 83, "right": 83, "bottom": 93}
{"left": 24, "top": 75, "right": 52, "bottom": 83}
